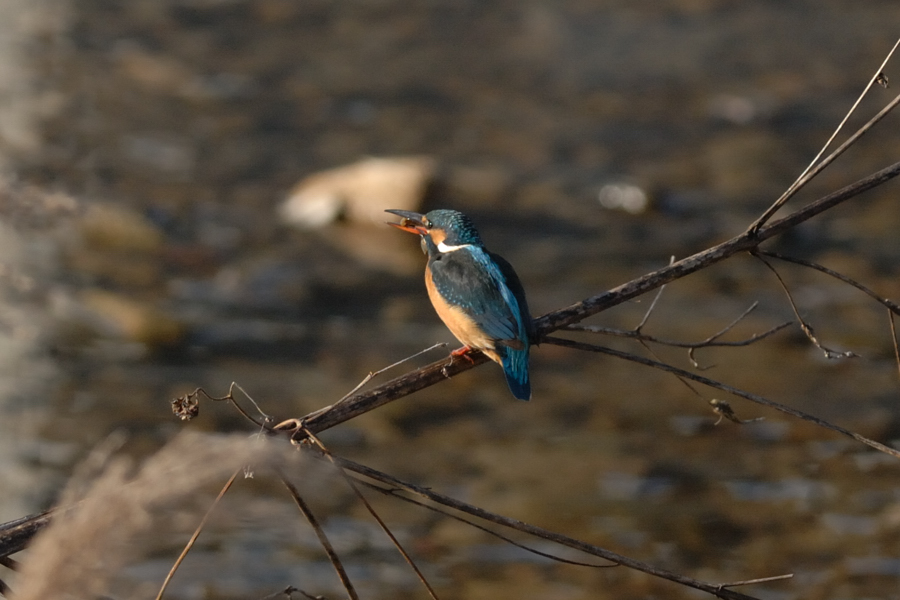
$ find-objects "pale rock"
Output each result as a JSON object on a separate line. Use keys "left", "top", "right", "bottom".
{"left": 280, "top": 156, "right": 436, "bottom": 228}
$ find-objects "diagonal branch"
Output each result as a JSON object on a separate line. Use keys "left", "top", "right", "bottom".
{"left": 537, "top": 159, "right": 900, "bottom": 335}
{"left": 749, "top": 41, "right": 900, "bottom": 234}
{"left": 323, "top": 452, "right": 764, "bottom": 600}
{"left": 298, "top": 160, "right": 900, "bottom": 437}
{"left": 156, "top": 470, "right": 241, "bottom": 600}
{"left": 281, "top": 475, "right": 359, "bottom": 600}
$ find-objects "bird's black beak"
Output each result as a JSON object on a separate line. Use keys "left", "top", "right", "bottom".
{"left": 385, "top": 209, "right": 428, "bottom": 235}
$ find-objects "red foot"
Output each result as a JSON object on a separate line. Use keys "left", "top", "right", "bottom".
{"left": 449, "top": 345, "right": 476, "bottom": 364}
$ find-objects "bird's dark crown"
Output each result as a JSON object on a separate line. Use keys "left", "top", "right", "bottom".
{"left": 423, "top": 209, "right": 483, "bottom": 247}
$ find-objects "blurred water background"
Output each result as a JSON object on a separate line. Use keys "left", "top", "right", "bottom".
{"left": 2, "top": 1, "right": 900, "bottom": 598}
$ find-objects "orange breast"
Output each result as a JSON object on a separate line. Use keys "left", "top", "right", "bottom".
{"left": 425, "top": 265, "right": 501, "bottom": 364}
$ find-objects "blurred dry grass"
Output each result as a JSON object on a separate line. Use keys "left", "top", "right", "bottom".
{"left": 13, "top": 432, "right": 303, "bottom": 600}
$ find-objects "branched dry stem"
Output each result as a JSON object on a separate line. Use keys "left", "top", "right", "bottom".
{"left": 565, "top": 301, "right": 792, "bottom": 369}
{"left": 753, "top": 252, "right": 857, "bottom": 359}
{"left": 171, "top": 382, "right": 274, "bottom": 428}
{"left": 542, "top": 335, "right": 900, "bottom": 459}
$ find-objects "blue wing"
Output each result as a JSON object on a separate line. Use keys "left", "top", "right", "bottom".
{"left": 430, "top": 246, "right": 532, "bottom": 400}
{"left": 429, "top": 246, "right": 528, "bottom": 345}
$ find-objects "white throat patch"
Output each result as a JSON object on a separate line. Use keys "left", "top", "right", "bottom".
{"left": 437, "top": 241, "right": 472, "bottom": 253}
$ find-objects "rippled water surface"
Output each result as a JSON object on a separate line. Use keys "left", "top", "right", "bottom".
{"left": 2, "top": 1, "right": 900, "bottom": 598}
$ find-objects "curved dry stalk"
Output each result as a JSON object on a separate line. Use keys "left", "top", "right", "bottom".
{"left": 542, "top": 336, "right": 900, "bottom": 459}
{"left": 753, "top": 252, "right": 857, "bottom": 359}
{"left": 891, "top": 312, "right": 900, "bottom": 383}
{"left": 156, "top": 469, "right": 240, "bottom": 600}
{"left": 634, "top": 260, "right": 671, "bottom": 332}
{"left": 758, "top": 251, "right": 900, "bottom": 314}
{"left": 323, "top": 453, "right": 765, "bottom": 600}
{"left": 172, "top": 382, "right": 273, "bottom": 428}
{"left": 281, "top": 476, "right": 359, "bottom": 600}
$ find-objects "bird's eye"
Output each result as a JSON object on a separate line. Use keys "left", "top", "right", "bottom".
{"left": 424, "top": 218, "right": 432, "bottom": 229}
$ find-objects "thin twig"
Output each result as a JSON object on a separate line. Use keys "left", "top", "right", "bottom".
{"left": 156, "top": 469, "right": 241, "bottom": 600}
{"left": 301, "top": 342, "right": 448, "bottom": 424}
{"left": 753, "top": 252, "right": 857, "bottom": 359}
{"left": 891, "top": 311, "right": 900, "bottom": 384}
{"left": 321, "top": 453, "right": 762, "bottom": 600}
{"left": 749, "top": 38, "right": 900, "bottom": 232}
{"left": 718, "top": 573, "right": 794, "bottom": 589}
{"left": 638, "top": 329, "right": 705, "bottom": 397}
{"left": 542, "top": 336, "right": 900, "bottom": 459}
{"left": 301, "top": 428, "right": 441, "bottom": 600}
{"left": 281, "top": 476, "right": 359, "bottom": 600}
{"left": 635, "top": 257, "right": 672, "bottom": 331}
{"left": 565, "top": 307, "right": 792, "bottom": 369}
{"left": 256, "top": 587, "right": 305, "bottom": 600}
{"left": 688, "top": 302, "right": 770, "bottom": 368}
{"left": 171, "top": 384, "right": 271, "bottom": 428}
{"left": 347, "top": 473, "right": 617, "bottom": 569}
{"left": 758, "top": 251, "right": 900, "bottom": 314}
{"left": 564, "top": 321, "right": 790, "bottom": 350}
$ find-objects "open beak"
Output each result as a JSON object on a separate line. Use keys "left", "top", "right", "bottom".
{"left": 385, "top": 209, "right": 428, "bottom": 235}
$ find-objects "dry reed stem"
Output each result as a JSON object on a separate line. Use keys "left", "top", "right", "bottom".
{"left": 13, "top": 433, "right": 294, "bottom": 600}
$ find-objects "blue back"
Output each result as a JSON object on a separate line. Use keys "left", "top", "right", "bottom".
{"left": 429, "top": 244, "right": 532, "bottom": 400}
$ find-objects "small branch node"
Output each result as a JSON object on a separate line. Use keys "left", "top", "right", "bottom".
{"left": 710, "top": 399, "right": 764, "bottom": 426}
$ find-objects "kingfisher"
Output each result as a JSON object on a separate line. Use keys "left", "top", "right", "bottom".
{"left": 386, "top": 209, "right": 534, "bottom": 400}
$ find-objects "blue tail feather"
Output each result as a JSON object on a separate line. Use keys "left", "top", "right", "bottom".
{"left": 501, "top": 346, "right": 531, "bottom": 401}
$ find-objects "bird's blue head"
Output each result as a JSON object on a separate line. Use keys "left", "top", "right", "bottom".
{"left": 385, "top": 209, "right": 484, "bottom": 250}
